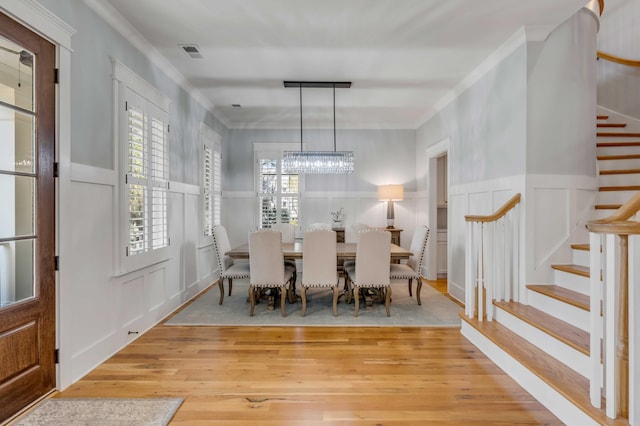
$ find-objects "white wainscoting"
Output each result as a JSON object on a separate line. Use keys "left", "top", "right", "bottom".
{"left": 59, "top": 163, "right": 216, "bottom": 389}
{"left": 449, "top": 174, "right": 596, "bottom": 306}
{"left": 524, "top": 174, "right": 596, "bottom": 287}
{"left": 448, "top": 176, "right": 526, "bottom": 304}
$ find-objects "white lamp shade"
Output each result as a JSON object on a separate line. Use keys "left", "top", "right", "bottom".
{"left": 378, "top": 184, "right": 404, "bottom": 201}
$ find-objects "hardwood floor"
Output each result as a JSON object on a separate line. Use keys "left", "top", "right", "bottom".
{"left": 52, "top": 281, "right": 561, "bottom": 425}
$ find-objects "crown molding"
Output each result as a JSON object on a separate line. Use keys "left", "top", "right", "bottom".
{"left": 82, "top": 0, "right": 231, "bottom": 128}
{"left": 0, "top": 0, "right": 76, "bottom": 49}
{"left": 415, "top": 27, "right": 528, "bottom": 129}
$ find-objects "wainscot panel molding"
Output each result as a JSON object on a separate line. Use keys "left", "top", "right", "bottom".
{"left": 524, "top": 174, "right": 596, "bottom": 287}
{"left": 70, "top": 163, "right": 117, "bottom": 186}
{"left": 448, "top": 175, "right": 526, "bottom": 305}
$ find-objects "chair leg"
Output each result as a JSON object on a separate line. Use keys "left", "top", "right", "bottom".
{"left": 301, "top": 286, "right": 307, "bottom": 317}
{"left": 218, "top": 279, "right": 224, "bottom": 305}
{"left": 249, "top": 286, "right": 256, "bottom": 316}
{"left": 416, "top": 278, "right": 423, "bottom": 305}
{"left": 354, "top": 286, "right": 360, "bottom": 317}
{"left": 332, "top": 286, "right": 338, "bottom": 317}
{"left": 385, "top": 286, "right": 392, "bottom": 317}
{"left": 228, "top": 278, "right": 233, "bottom": 296}
{"left": 280, "top": 285, "right": 286, "bottom": 317}
{"left": 345, "top": 276, "right": 352, "bottom": 304}
{"left": 408, "top": 278, "right": 413, "bottom": 297}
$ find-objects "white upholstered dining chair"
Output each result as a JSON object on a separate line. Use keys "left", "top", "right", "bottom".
{"left": 212, "top": 225, "right": 250, "bottom": 304}
{"left": 390, "top": 226, "right": 430, "bottom": 304}
{"left": 343, "top": 222, "right": 370, "bottom": 270}
{"left": 344, "top": 229, "right": 392, "bottom": 317}
{"left": 270, "top": 222, "right": 298, "bottom": 290}
{"left": 248, "top": 229, "right": 296, "bottom": 317}
{"left": 301, "top": 229, "right": 339, "bottom": 316}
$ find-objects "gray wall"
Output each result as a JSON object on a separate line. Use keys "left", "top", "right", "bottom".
{"left": 416, "top": 45, "right": 527, "bottom": 189}
{"left": 39, "top": 0, "right": 228, "bottom": 185}
{"left": 526, "top": 10, "right": 597, "bottom": 175}
{"left": 225, "top": 128, "right": 417, "bottom": 192}
{"left": 597, "top": 0, "right": 640, "bottom": 120}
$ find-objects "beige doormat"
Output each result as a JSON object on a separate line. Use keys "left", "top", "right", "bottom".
{"left": 13, "top": 398, "right": 183, "bottom": 426}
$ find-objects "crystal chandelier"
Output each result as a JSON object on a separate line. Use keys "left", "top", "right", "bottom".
{"left": 282, "top": 81, "right": 354, "bottom": 174}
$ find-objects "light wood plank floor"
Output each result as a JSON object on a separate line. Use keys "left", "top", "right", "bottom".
{"left": 54, "top": 281, "right": 561, "bottom": 425}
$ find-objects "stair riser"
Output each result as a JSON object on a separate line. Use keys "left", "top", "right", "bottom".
{"left": 572, "top": 249, "right": 590, "bottom": 268}
{"left": 552, "top": 270, "right": 590, "bottom": 296}
{"left": 597, "top": 146, "right": 640, "bottom": 156}
{"left": 460, "top": 322, "right": 600, "bottom": 426}
{"left": 495, "top": 308, "right": 591, "bottom": 378}
{"left": 597, "top": 190, "right": 640, "bottom": 205}
{"left": 598, "top": 158, "right": 640, "bottom": 169}
{"left": 527, "top": 290, "right": 589, "bottom": 331}
{"left": 598, "top": 173, "right": 640, "bottom": 186}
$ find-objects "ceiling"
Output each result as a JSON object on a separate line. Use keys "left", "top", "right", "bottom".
{"left": 97, "top": 0, "right": 590, "bottom": 130}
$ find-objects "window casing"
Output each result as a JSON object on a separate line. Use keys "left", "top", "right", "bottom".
{"left": 201, "top": 125, "right": 221, "bottom": 241}
{"left": 255, "top": 151, "right": 300, "bottom": 229}
{"left": 114, "top": 60, "right": 170, "bottom": 273}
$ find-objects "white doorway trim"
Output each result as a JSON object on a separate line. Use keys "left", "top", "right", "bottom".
{"left": 425, "top": 138, "right": 449, "bottom": 281}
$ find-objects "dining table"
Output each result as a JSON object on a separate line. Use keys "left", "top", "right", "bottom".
{"left": 225, "top": 241, "right": 413, "bottom": 262}
{"left": 226, "top": 241, "right": 413, "bottom": 308}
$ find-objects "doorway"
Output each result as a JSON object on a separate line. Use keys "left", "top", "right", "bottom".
{"left": 0, "top": 11, "right": 56, "bottom": 422}
{"left": 426, "top": 139, "right": 449, "bottom": 283}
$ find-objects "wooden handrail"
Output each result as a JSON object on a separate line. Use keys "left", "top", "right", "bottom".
{"left": 598, "top": 0, "right": 604, "bottom": 15}
{"left": 597, "top": 51, "right": 640, "bottom": 67}
{"left": 587, "top": 193, "right": 640, "bottom": 233}
{"left": 465, "top": 193, "right": 521, "bottom": 223}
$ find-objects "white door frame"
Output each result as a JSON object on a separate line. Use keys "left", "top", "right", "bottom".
{"left": 425, "top": 138, "right": 449, "bottom": 281}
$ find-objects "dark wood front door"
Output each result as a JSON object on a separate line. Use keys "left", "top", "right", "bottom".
{"left": 0, "top": 12, "right": 56, "bottom": 423}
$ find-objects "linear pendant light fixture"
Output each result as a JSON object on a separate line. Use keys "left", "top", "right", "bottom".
{"left": 282, "top": 81, "right": 354, "bottom": 174}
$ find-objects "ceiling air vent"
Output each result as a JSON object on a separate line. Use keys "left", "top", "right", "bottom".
{"left": 179, "top": 44, "right": 203, "bottom": 59}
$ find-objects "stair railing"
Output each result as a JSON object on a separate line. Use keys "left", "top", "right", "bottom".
{"left": 464, "top": 193, "right": 521, "bottom": 321}
{"left": 586, "top": 192, "right": 640, "bottom": 423}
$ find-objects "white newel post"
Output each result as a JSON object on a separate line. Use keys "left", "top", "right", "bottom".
{"left": 589, "top": 231, "right": 603, "bottom": 408}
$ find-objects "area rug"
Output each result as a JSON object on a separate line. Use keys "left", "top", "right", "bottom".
{"left": 165, "top": 277, "right": 461, "bottom": 327}
{"left": 14, "top": 398, "right": 183, "bottom": 426}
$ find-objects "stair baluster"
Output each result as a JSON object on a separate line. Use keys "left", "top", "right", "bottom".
{"left": 465, "top": 194, "right": 522, "bottom": 322}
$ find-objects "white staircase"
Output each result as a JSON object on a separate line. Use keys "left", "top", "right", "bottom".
{"left": 461, "top": 112, "right": 639, "bottom": 425}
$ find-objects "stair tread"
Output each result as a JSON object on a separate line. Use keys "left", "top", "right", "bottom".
{"left": 597, "top": 141, "right": 640, "bottom": 147}
{"left": 551, "top": 263, "right": 590, "bottom": 277}
{"left": 597, "top": 132, "right": 640, "bottom": 137}
{"left": 599, "top": 185, "right": 640, "bottom": 191}
{"left": 494, "top": 301, "right": 589, "bottom": 355}
{"left": 597, "top": 123, "right": 627, "bottom": 128}
{"left": 597, "top": 154, "right": 640, "bottom": 160}
{"left": 597, "top": 115, "right": 609, "bottom": 119}
{"left": 596, "top": 204, "right": 622, "bottom": 210}
{"left": 460, "top": 314, "right": 629, "bottom": 426}
{"left": 600, "top": 168, "right": 640, "bottom": 175}
{"left": 571, "top": 243, "right": 589, "bottom": 251}
{"left": 527, "top": 284, "right": 590, "bottom": 311}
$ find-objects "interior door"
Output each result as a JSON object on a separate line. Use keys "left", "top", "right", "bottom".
{"left": 0, "top": 12, "right": 56, "bottom": 422}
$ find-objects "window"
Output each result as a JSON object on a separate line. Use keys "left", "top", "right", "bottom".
{"left": 113, "top": 60, "right": 170, "bottom": 272}
{"left": 201, "top": 125, "right": 221, "bottom": 238}
{"left": 256, "top": 152, "right": 300, "bottom": 228}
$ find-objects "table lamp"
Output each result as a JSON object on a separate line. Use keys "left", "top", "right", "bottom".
{"left": 377, "top": 184, "right": 404, "bottom": 228}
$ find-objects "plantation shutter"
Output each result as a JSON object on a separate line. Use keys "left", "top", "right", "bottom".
{"left": 125, "top": 92, "right": 169, "bottom": 256}
{"left": 256, "top": 155, "right": 299, "bottom": 228}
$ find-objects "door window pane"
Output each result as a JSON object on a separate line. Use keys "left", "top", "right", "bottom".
{"left": 0, "top": 36, "right": 34, "bottom": 112}
{"left": 0, "top": 174, "right": 35, "bottom": 239}
{"left": 0, "top": 239, "right": 34, "bottom": 307}
{"left": 0, "top": 106, "right": 35, "bottom": 174}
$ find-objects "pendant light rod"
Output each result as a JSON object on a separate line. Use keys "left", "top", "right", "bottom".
{"left": 299, "top": 84, "right": 303, "bottom": 152}
{"left": 333, "top": 84, "right": 336, "bottom": 152}
{"left": 284, "top": 81, "right": 351, "bottom": 88}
